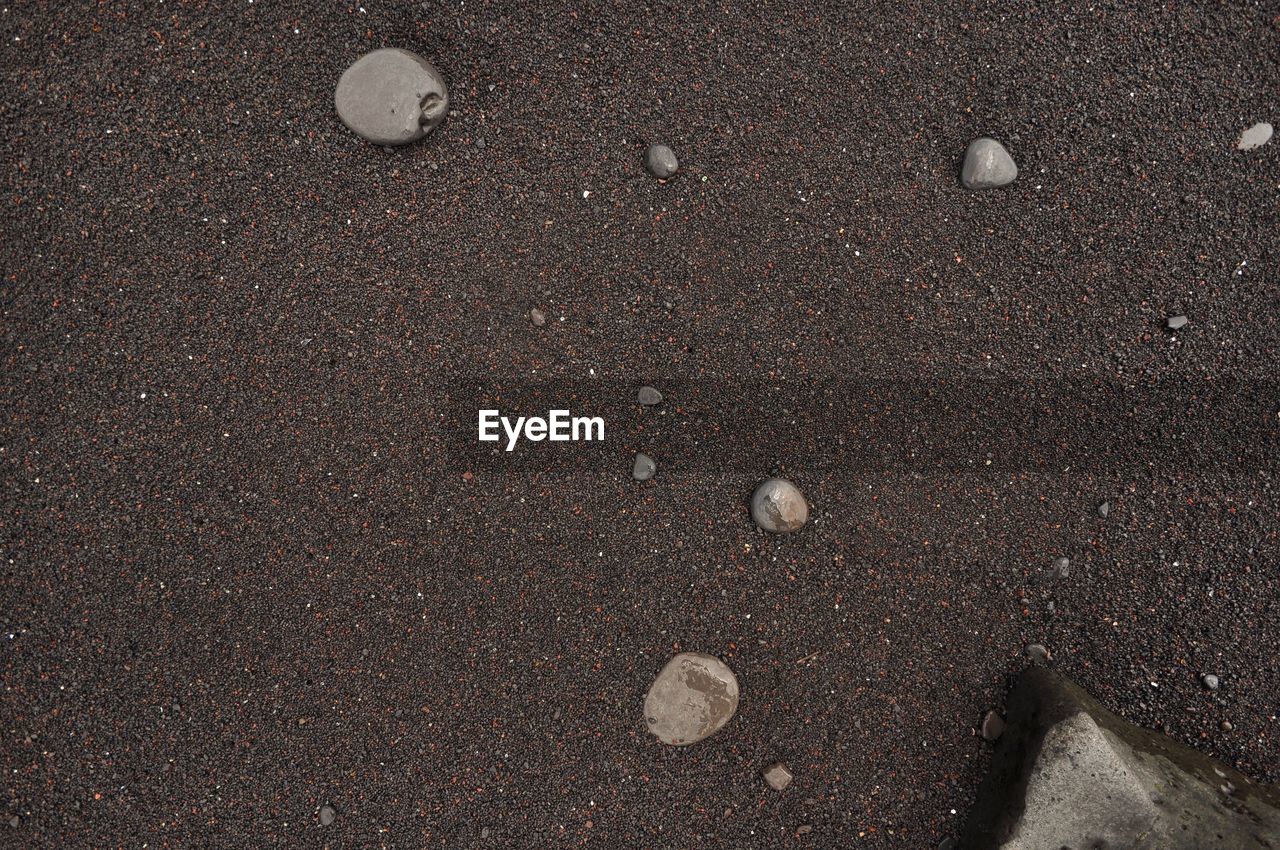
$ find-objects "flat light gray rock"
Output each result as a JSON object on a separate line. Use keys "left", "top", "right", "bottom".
{"left": 751, "top": 478, "right": 808, "bottom": 533}
{"left": 632, "top": 452, "right": 656, "bottom": 481}
{"left": 961, "top": 137, "right": 1018, "bottom": 190}
{"left": 646, "top": 143, "right": 679, "bottom": 179}
{"left": 643, "top": 653, "right": 739, "bottom": 745}
{"left": 1238, "top": 122, "right": 1273, "bottom": 151}
{"left": 961, "top": 667, "right": 1280, "bottom": 849}
{"left": 335, "top": 48, "right": 449, "bottom": 146}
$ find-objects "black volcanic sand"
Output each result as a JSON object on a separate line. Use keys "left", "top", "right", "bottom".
{"left": 2, "top": 2, "right": 1278, "bottom": 847}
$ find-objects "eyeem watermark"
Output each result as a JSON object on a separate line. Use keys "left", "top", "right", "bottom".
{"left": 478, "top": 409, "right": 604, "bottom": 451}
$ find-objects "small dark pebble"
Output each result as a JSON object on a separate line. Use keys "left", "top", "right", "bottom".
{"left": 981, "top": 710, "right": 1005, "bottom": 742}
{"left": 938, "top": 838, "right": 957, "bottom": 850}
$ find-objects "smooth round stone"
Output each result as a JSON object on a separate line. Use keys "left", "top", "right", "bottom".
{"left": 751, "top": 478, "right": 808, "bottom": 533}
{"left": 318, "top": 805, "right": 336, "bottom": 826}
{"left": 961, "top": 137, "right": 1018, "bottom": 189}
{"left": 335, "top": 48, "right": 449, "bottom": 146}
{"left": 1202, "top": 673, "right": 1220, "bottom": 691}
{"left": 1237, "top": 122, "right": 1273, "bottom": 151}
{"left": 643, "top": 652, "right": 739, "bottom": 745}
{"left": 646, "top": 143, "right": 679, "bottom": 179}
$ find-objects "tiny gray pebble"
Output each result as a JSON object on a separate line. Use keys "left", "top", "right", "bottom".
{"left": 637, "top": 386, "right": 663, "bottom": 405}
{"left": 474, "top": 137, "right": 485, "bottom": 149}
{"left": 319, "top": 805, "right": 336, "bottom": 826}
{"left": 961, "top": 137, "right": 1017, "bottom": 189}
{"left": 529, "top": 308, "right": 546, "bottom": 326}
{"left": 8, "top": 816, "right": 18, "bottom": 828}
{"left": 1202, "top": 673, "right": 1219, "bottom": 691}
{"left": 646, "top": 143, "right": 678, "bottom": 179}
{"left": 633, "top": 452, "right": 656, "bottom": 481}
{"left": 1098, "top": 501, "right": 1110, "bottom": 518}
{"left": 481, "top": 827, "right": 491, "bottom": 839}
{"left": 796, "top": 824, "right": 813, "bottom": 835}
{"left": 1053, "top": 556, "right": 1070, "bottom": 578}
{"left": 1220, "top": 720, "right": 1233, "bottom": 732}
{"left": 1166, "top": 315, "right": 1188, "bottom": 330}
{"left": 1025, "top": 643, "right": 1050, "bottom": 662}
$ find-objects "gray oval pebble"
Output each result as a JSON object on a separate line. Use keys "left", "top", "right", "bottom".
{"left": 637, "top": 386, "right": 663, "bottom": 406}
{"left": 318, "top": 805, "right": 336, "bottom": 826}
{"left": 335, "top": 48, "right": 449, "bottom": 146}
{"left": 1202, "top": 673, "right": 1219, "bottom": 691}
{"left": 1166, "top": 315, "right": 1188, "bottom": 330}
{"left": 646, "top": 143, "right": 679, "bottom": 179}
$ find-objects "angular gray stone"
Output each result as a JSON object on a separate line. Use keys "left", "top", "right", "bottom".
{"left": 335, "top": 48, "right": 449, "bottom": 146}
{"left": 646, "top": 143, "right": 679, "bottom": 179}
{"left": 961, "top": 137, "right": 1018, "bottom": 190}
{"left": 1052, "top": 557, "right": 1070, "bottom": 578}
{"left": 763, "top": 761, "right": 794, "bottom": 791}
{"left": 632, "top": 452, "right": 656, "bottom": 481}
{"left": 1167, "top": 315, "right": 1189, "bottom": 330}
{"left": 1097, "top": 501, "right": 1110, "bottom": 518}
{"left": 637, "top": 385, "right": 663, "bottom": 406}
{"left": 961, "top": 667, "right": 1280, "bottom": 849}
{"left": 751, "top": 478, "right": 808, "bottom": 533}
{"left": 643, "top": 652, "right": 739, "bottom": 745}
{"left": 1024, "top": 643, "right": 1050, "bottom": 663}
{"left": 529, "top": 308, "right": 546, "bottom": 326}
{"left": 1238, "top": 122, "right": 1273, "bottom": 151}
